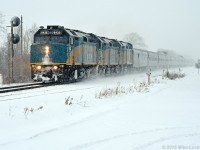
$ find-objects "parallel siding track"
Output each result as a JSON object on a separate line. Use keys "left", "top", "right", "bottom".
{"left": 0, "top": 82, "right": 60, "bottom": 94}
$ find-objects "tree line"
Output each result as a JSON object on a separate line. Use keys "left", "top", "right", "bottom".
{"left": 0, "top": 12, "right": 38, "bottom": 83}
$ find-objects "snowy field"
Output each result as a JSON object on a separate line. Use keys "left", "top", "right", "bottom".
{"left": 0, "top": 67, "right": 200, "bottom": 150}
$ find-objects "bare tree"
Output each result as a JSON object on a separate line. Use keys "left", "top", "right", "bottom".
{"left": 0, "top": 12, "right": 5, "bottom": 33}
{"left": 0, "top": 21, "right": 39, "bottom": 83}
{"left": 23, "top": 24, "right": 38, "bottom": 77}
{"left": 23, "top": 23, "right": 38, "bottom": 54}
{"left": 0, "top": 12, "right": 6, "bottom": 45}
{"left": 0, "top": 12, "right": 6, "bottom": 77}
{"left": 123, "top": 32, "right": 147, "bottom": 49}
{"left": 12, "top": 23, "right": 39, "bottom": 82}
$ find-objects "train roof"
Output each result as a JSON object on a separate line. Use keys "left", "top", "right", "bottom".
{"left": 133, "top": 48, "right": 149, "bottom": 53}
{"left": 38, "top": 25, "right": 133, "bottom": 48}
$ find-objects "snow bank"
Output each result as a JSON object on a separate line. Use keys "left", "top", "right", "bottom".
{"left": 0, "top": 67, "right": 200, "bottom": 150}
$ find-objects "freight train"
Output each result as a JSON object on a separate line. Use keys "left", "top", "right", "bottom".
{"left": 30, "top": 25, "right": 190, "bottom": 83}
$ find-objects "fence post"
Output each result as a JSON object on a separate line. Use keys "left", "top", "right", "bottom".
{"left": 146, "top": 71, "right": 151, "bottom": 85}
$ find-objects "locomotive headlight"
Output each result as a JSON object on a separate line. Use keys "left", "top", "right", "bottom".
{"left": 37, "top": 65, "right": 42, "bottom": 70}
{"left": 53, "top": 66, "right": 58, "bottom": 70}
{"left": 45, "top": 46, "right": 50, "bottom": 54}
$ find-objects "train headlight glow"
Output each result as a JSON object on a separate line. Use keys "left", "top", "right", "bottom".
{"left": 37, "top": 65, "right": 42, "bottom": 70}
{"left": 45, "top": 46, "right": 50, "bottom": 54}
{"left": 53, "top": 66, "right": 58, "bottom": 70}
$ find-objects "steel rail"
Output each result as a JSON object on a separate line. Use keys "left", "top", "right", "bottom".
{"left": 0, "top": 82, "right": 60, "bottom": 94}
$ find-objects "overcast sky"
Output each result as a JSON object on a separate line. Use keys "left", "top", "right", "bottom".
{"left": 1, "top": 0, "right": 200, "bottom": 60}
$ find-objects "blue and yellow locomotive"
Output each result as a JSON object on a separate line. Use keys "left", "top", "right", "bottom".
{"left": 30, "top": 25, "right": 190, "bottom": 83}
{"left": 30, "top": 25, "right": 134, "bottom": 82}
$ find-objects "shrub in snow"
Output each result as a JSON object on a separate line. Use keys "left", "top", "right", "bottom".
{"left": 23, "top": 106, "right": 43, "bottom": 119}
{"left": 24, "top": 107, "right": 29, "bottom": 118}
{"left": 38, "top": 106, "right": 43, "bottom": 110}
{"left": 136, "top": 82, "right": 149, "bottom": 93}
{"left": 95, "top": 79, "right": 158, "bottom": 99}
{"left": 64, "top": 95, "right": 89, "bottom": 107}
{"left": 30, "top": 108, "right": 34, "bottom": 112}
{"left": 164, "top": 71, "right": 185, "bottom": 80}
{"left": 76, "top": 95, "right": 87, "bottom": 107}
{"left": 77, "top": 100, "right": 88, "bottom": 107}
{"left": 65, "top": 96, "right": 73, "bottom": 105}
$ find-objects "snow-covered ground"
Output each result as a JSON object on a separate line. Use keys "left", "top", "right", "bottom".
{"left": 0, "top": 67, "right": 200, "bottom": 150}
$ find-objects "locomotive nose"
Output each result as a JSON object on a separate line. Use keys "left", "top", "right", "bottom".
{"left": 31, "top": 43, "right": 68, "bottom": 64}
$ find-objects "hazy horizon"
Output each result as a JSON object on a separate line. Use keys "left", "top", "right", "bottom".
{"left": 1, "top": 0, "right": 200, "bottom": 60}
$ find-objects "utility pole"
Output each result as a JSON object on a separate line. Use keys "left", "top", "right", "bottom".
{"left": 7, "top": 16, "right": 20, "bottom": 83}
{"left": 20, "top": 15, "right": 23, "bottom": 77}
{"left": 7, "top": 33, "right": 11, "bottom": 84}
{"left": 11, "top": 21, "right": 14, "bottom": 83}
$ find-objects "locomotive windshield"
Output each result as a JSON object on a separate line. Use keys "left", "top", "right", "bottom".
{"left": 34, "top": 29, "right": 69, "bottom": 44}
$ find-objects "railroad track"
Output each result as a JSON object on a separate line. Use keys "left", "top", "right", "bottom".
{"left": 0, "top": 82, "right": 60, "bottom": 94}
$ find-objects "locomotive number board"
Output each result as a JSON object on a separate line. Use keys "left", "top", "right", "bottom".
{"left": 40, "top": 30, "right": 62, "bottom": 35}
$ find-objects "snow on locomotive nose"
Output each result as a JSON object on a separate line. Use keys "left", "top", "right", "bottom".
{"left": 31, "top": 45, "right": 58, "bottom": 82}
